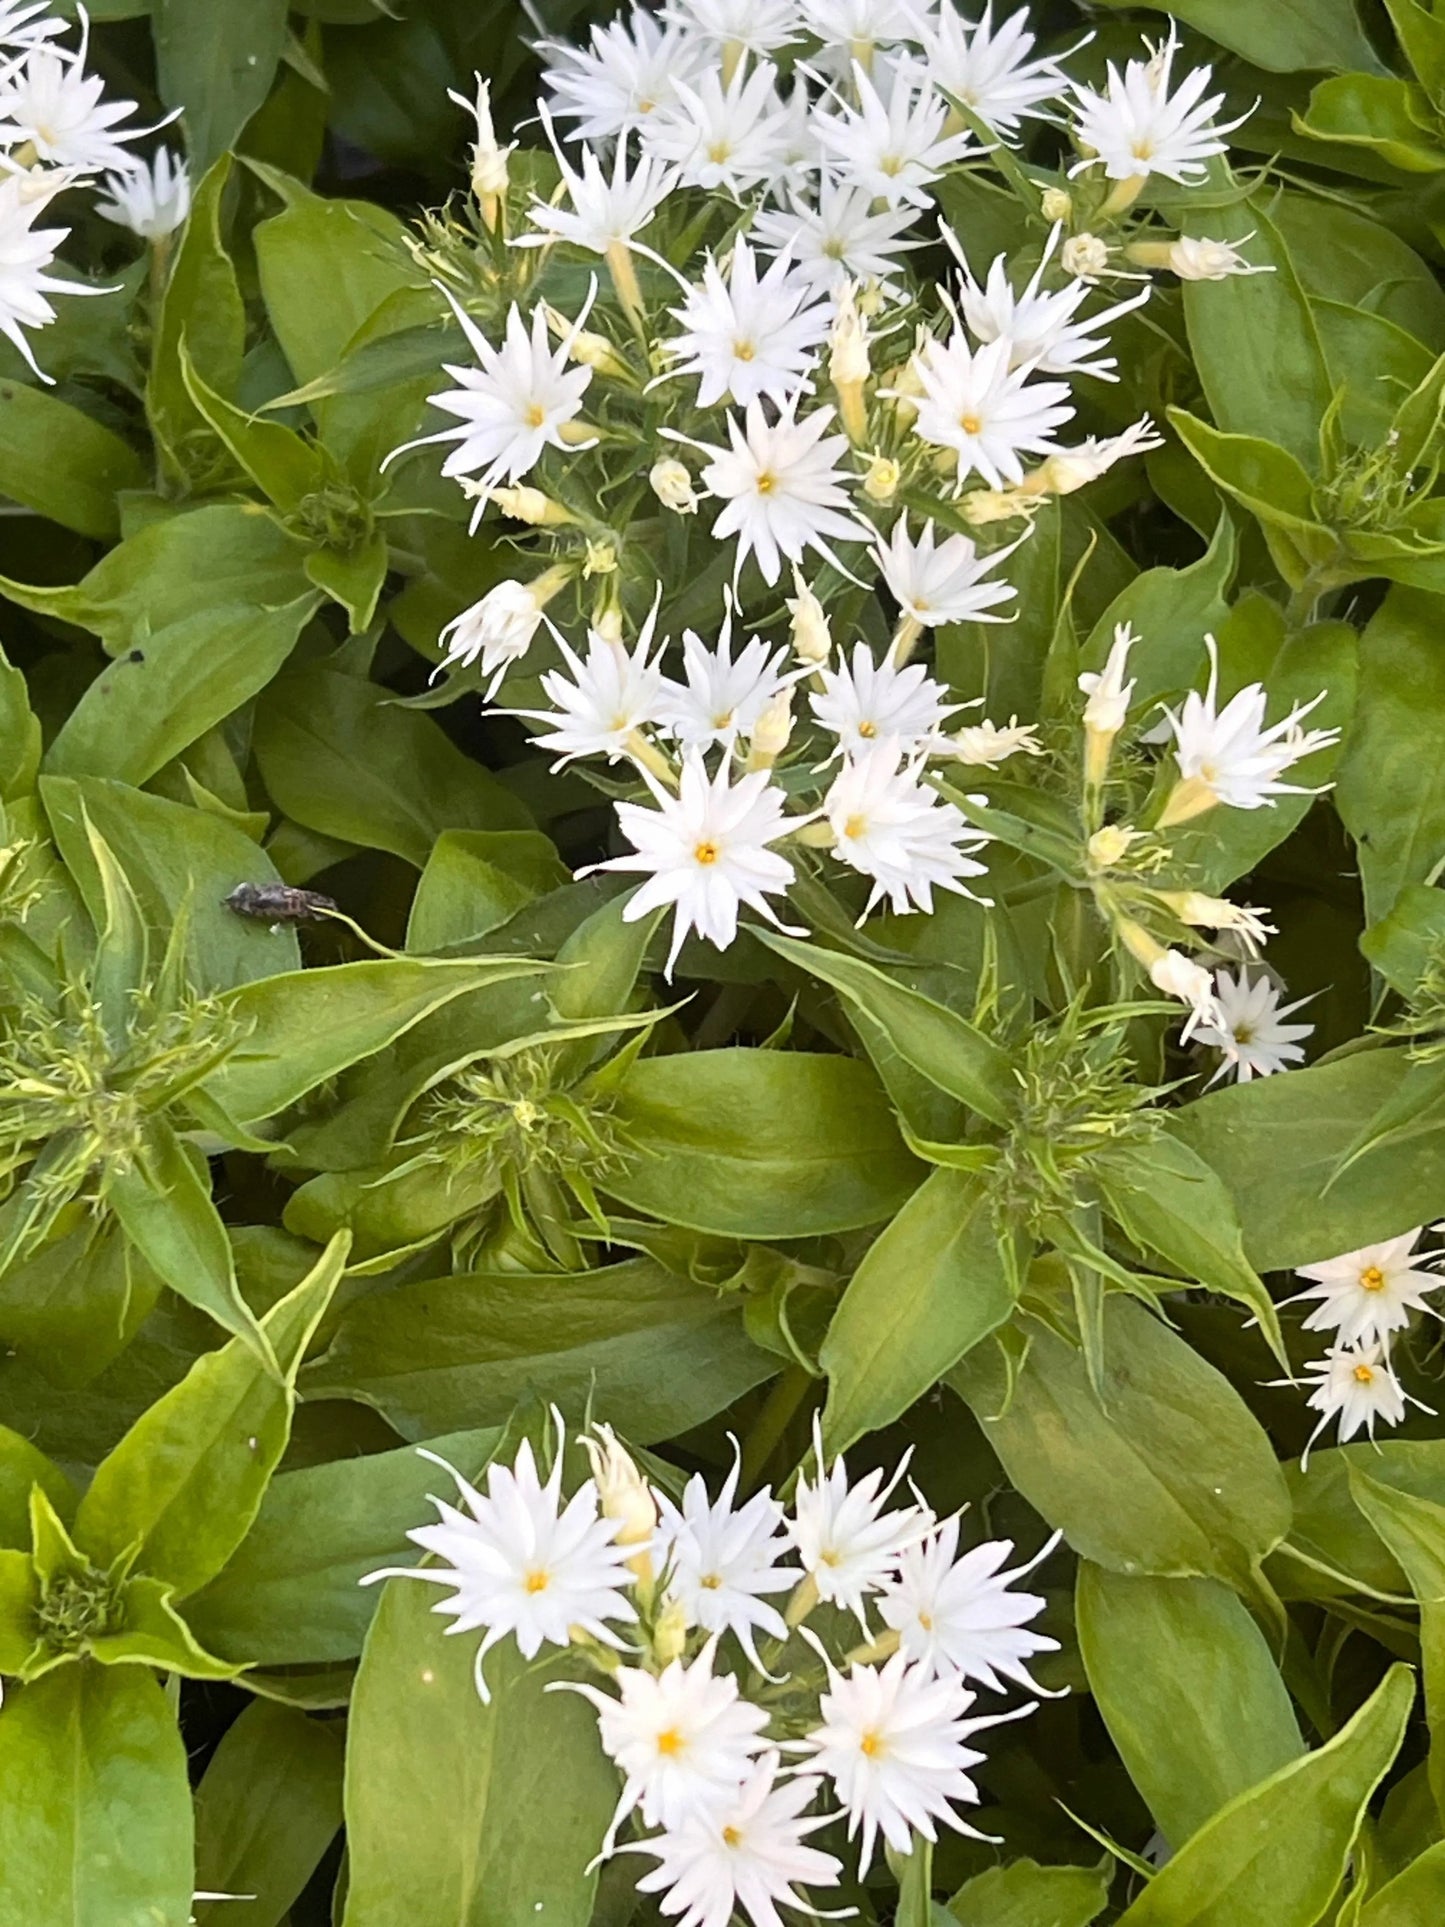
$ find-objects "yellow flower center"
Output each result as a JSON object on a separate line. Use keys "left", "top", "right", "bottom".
{"left": 735, "top": 340, "right": 756, "bottom": 362}
{"left": 960, "top": 412, "right": 983, "bottom": 435}
{"left": 656, "top": 1728, "right": 685, "bottom": 1756}
{"left": 707, "top": 140, "right": 731, "bottom": 163}
{"left": 1353, "top": 1364, "right": 1376, "bottom": 1385}
{"left": 722, "top": 1825, "right": 743, "bottom": 1847}
{"left": 701, "top": 1573, "right": 723, "bottom": 1590}
{"left": 918, "top": 1610, "right": 933, "bottom": 1631}
{"left": 1361, "top": 1266, "right": 1386, "bottom": 1292}
{"left": 755, "top": 470, "right": 776, "bottom": 494}
{"left": 859, "top": 1729, "right": 885, "bottom": 1759}
{"left": 694, "top": 840, "right": 721, "bottom": 865}
{"left": 524, "top": 1570, "right": 550, "bottom": 1594}
{"left": 857, "top": 719, "right": 878, "bottom": 738}
{"left": 525, "top": 403, "right": 546, "bottom": 428}
{"left": 843, "top": 814, "right": 867, "bottom": 839}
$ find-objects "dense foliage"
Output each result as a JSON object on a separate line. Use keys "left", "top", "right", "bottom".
{"left": 8, "top": 1, "right": 1445, "bottom": 1923}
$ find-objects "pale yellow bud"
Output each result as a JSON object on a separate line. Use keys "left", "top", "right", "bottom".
{"left": 544, "top": 305, "right": 630, "bottom": 377}
{"left": 652, "top": 1594, "right": 688, "bottom": 1665}
{"left": 958, "top": 487, "right": 1038, "bottom": 527}
{"left": 583, "top": 539, "right": 619, "bottom": 579}
{"left": 1088, "top": 824, "right": 1142, "bottom": 868}
{"left": 594, "top": 603, "right": 625, "bottom": 645}
{"left": 649, "top": 458, "right": 699, "bottom": 515}
{"left": 470, "top": 482, "right": 574, "bottom": 528}
{"left": 1061, "top": 233, "right": 1111, "bottom": 280}
{"left": 1040, "top": 186, "right": 1073, "bottom": 223}
{"left": 747, "top": 685, "right": 794, "bottom": 769}
{"left": 829, "top": 282, "right": 871, "bottom": 388}
{"left": 862, "top": 452, "right": 901, "bottom": 504}
{"left": 582, "top": 1425, "right": 658, "bottom": 1547}
{"left": 786, "top": 568, "right": 832, "bottom": 666}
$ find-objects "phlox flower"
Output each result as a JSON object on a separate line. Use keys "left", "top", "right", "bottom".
{"left": 789, "top": 1421, "right": 932, "bottom": 1625}
{"left": 752, "top": 176, "right": 925, "bottom": 293}
{"left": 823, "top": 744, "right": 992, "bottom": 917}
{"left": 655, "top": 1447, "right": 798, "bottom": 1668}
{"left": 810, "top": 642, "right": 959, "bottom": 758}
{"left": 1069, "top": 29, "right": 1252, "bottom": 186}
{"left": 920, "top": 2, "right": 1073, "bottom": 140}
{"left": 907, "top": 331, "right": 1074, "bottom": 491}
{"left": 540, "top": 5, "right": 708, "bottom": 143}
{"left": 812, "top": 60, "right": 979, "bottom": 211}
{"left": 1191, "top": 967, "right": 1313, "bottom": 1085}
{"left": 1160, "top": 638, "right": 1339, "bottom": 822}
{"left": 660, "top": 602, "right": 799, "bottom": 752}
{"left": 95, "top": 147, "right": 191, "bottom": 241}
{"left": 661, "top": 237, "right": 831, "bottom": 409}
{"left": 950, "top": 227, "right": 1151, "bottom": 380}
{"left": 878, "top": 1518, "right": 1062, "bottom": 1693}
{"left": 1283, "top": 1231, "right": 1442, "bottom": 1352}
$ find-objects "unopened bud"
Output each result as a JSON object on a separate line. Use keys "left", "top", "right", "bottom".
{"left": 786, "top": 568, "right": 831, "bottom": 666}
{"left": 1040, "top": 186, "right": 1073, "bottom": 224}
{"left": 747, "top": 684, "right": 794, "bottom": 768}
{"left": 652, "top": 1593, "right": 688, "bottom": 1665}
{"left": 829, "top": 282, "right": 871, "bottom": 389}
{"left": 959, "top": 486, "right": 1038, "bottom": 526}
{"left": 582, "top": 1425, "right": 658, "bottom": 1548}
{"left": 469, "top": 482, "right": 574, "bottom": 527}
{"left": 452, "top": 75, "right": 513, "bottom": 224}
{"left": 583, "top": 539, "right": 618, "bottom": 579}
{"left": 544, "top": 305, "right": 631, "bottom": 377}
{"left": 649, "top": 458, "right": 699, "bottom": 515}
{"left": 862, "top": 452, "right": 901, "bottom": 504}
{"left": 1088, "top": 824, "right": 1142, "bottom": 868}
{"left": 594, "top": 602, "right": 624, "bottom": 645}
{"left": 1061, "top": 232, "right": 1111, "bottom": 280}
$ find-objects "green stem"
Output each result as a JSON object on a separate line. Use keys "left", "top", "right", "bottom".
{"left": 740, "top": 1364, "right": 814, "bottom": 1494}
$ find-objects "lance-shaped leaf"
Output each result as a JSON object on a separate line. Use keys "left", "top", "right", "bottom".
{"left": 945, "top": 1858, "right": 1111, "bottom": 1926}
{"left": 0, "top": 1425, "right": 72, "bottom": 1546}
{"left": 1360, "top": 1840, "right": 1445, "bottom": 1923}
{"left": 821, "top": 1166, "right": 1020, "bottom": 1453}
{"left": 1349, "top": 1466, "right": 1445, "bottom": 1821}
{"left": 1113, "top": 1664, "right": 1414, "bottom": 1924}
{"left": 0, "top": 383, "right": 145, "bottom": 539}
{"left": 71, "top": 1232, "right": 349, "bottom": 1599}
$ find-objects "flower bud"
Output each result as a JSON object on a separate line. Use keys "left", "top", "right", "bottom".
{"left": 1148, "top": 947, "right": 1223, "bottom": 1040}
{"left": 583, "top": 538, "right": 619, "bottom": 578}
{"left": 544, "top": 304, "right": 631, "bottom": 376}
{"left": 1061, "top": 233, "right": 1111, "bottom": 280}
{"left": 1125, "top": 235, "right": 1270, "bottom": 283}
{"left": 786, "top": 568, "right": 832, "bottom": 666}
{"left": 1040, "top": 186, "right": 1073, "bottom": 223}
{"left": 652, "top": 1593, "right": 689, "bottom": 1665}
{"left": 1087, "top": 823, "right": 1142, "bottom": 868}
{"left": 747, "top": 684, "right": 794, "bottom": 769}
{"left": 861, "top": 452, "right": 901, "bottom": 504}
{"left": 829, "top": 281, "right": 871, "bottom": 389}
{"left": 649, "top": 458, "right": 699, "bottom": 515}
{"left": 453, "top": 75, "right": 513, "bottom": 224}
{"left": 582, "top": 1425, "right": 658, "bottom": 1548}
{"left": 472, "top": 482, "right": 574, "bottom": 527}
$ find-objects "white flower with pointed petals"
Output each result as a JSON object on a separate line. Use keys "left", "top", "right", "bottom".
{"left": 0, "top": 171, "right": 106, "bottom": 381}
{"left": 1191, "top": 967, "right": 1313, "bottom": 1086}
{"left": 878, "top": 1518, "right": 1061, "bottom": 1693}
{"left": 825, "top": 744, "right": 991, "bottom": 917}
{"left": 920, "top": 2, "right": 1071, "bottom": 139}
{"left": 799, "top": 0, "right": 917, "bottom": 69}
{"left": 439, "top": 579, "right": 548, "bottom": 695}
{"left": 660, "top": 605, "right": 798, "bottom": 751}
{"left": 789, "top": 1421, "right": 932, "bottom": 1624}
{"left": 1160, "top": 638, "right": 1339, "bottom": 822}
{"left": 569, "top": 1640, "right": 771, "bottom": 1847}
{"left": 1077, "top": 622, "right": 1137, "bottom": 735}
{"left": 624, "top": 1755, "right": 842, "bottom": 1927}
{"left": 360, "top": 1420, "right": 636, "bottom": 1702}
{"left": 540, "top": 6, "right": 708, "bottom": 143}
{"left": 95, "top": 147, "right": 191, "bottom": 240}
{"left": 1284, "top": 1232, "right": 1441, "bottom": 1351}
{"left": 0, "top": 19, "right": 174, "bottom": 172}
{"left": 592, "top": 754, "right": 800, "bottom": 978}
{"left": 1033, "top": 415, "right": 1164, "bottom": 496}
{"left": 752, "top": 177, "right": 924, "bottom": 294}
{"left": 643, "top": 59, "right": 791, "bottom": 197}
{"left": 688, "top": 398, "right": 868, "bottom": 587}
{"left": 1291, "top": 1342, "right": 1431, "bottom": 1465}
{"left": 950, "top": 230, "right": 1150, "bottom": 380}
{"left": 662, "top": 238, "right": 831, "bottom": 409}
{"left": 520, "top": 125, "right": 677, "bottom": 253}
{"left": 665, "top": 0, "right": 801, "bottom": 58}
{"left": 1161, "top": 234, "right": 1273, "bottom": 282}
{"left": 0, "top": 1, "right": 66, "bottom": 53}
{"left": 1069, "top": 30, "right": 1251, "bottom": 186}
{"left": 874, "top": 514, "right": 1022, "bottom": 628}
{"left": 810, "top": 642, "right": 959, "bottom": 758}
{"left": 907, "top": 332, "right": 1074, "bottom": 490}
{"left": 798, "top": 1651, "right": 1028, "bottom": 1871}
{"left": 1149, "top": 948, "right": 1224, "bottom": 1043}
{"left": 510, "top": 615, "right": 670, "bottom": 767}
{"left": 813, "top": 61, "right": 979, "bottom": 211}
{"left": 388, "top": 293, "right": 593, "bottom": 498}
{"left": 655, "top": 1450, "right": 798, "bottom": 1668}
{"left": 947, "top": 717, "right": 1042, "bottom": 767}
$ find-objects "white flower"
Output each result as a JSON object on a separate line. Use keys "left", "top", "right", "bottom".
{"left": 570, "top": 1641, "right": 771, "bottom": 1846}
{"left": 651, "top": 457, "right": 701, "bottom": 513}
{"left": 689, "top": 398, "right": 868, "bottom": 587}
{"left": 799, "top": 0, "right": 917, "bottom": 68}
{"left": 946, "top": 717, "right": 1042, "bottom": 767}
{"left": 907, "top": 332, "right": 1074, "bottom": 490}
{"left": 1160, "top": 637, "right": 1339, "bottom": 822}
{"left": 643, "top": 59, "right": 790, "bottom": 196}
{"left": 95, "top": 147, "right": 190, "bottom": 241}
{"left": 1030, "top": 415, "right": 1164, "bottom": 495}
{"left": 789, "top": 1423, "right": 932, "bottom": 1624}
{"left": 0, "top": 170, "right": 104, "bottom": 381}
{"left": 0, "top": 20, "right": 171, "bottom": 172}
{"left": 751, "top": 176, "right": 924, "bottom": 293}
{"left": 1149, "top": 948, "right": 1224, "bottom": 1043}
{"left": 662, "top": 237, "right": 831, "bottom": 409}
{"left": 449, "top": 72, "right": 514, "bottom": 200}
{"left": 0, "top": 2, "right": 67, "bottom": 53}
{"left": 1161, "top": 234, "right": 1272, "bottom": 281}
{"left": 1163, "top": 891, "right": 1275, "bottom": 958}
{"left": 1069, "top": 30, "right": 1251, "bottom": 186}
{"left": 798, "top": 1651, "right": 1026, "bottom": 1870}
{"left": 540, "top": 5, "right": 708, "bottom": 143}
{"left": 1077, "top": 622, "right": 1137, "bottom": 735}
{"left": 824, "top": 744, "right": 991, "bottom": 917}
{"left": 879, "top": 1518, "right": 1062, "bottom": 1692}
{"left": 813, "top": 61, "right": 978, "bottom": 211}
{"left": 360, "top": 1422, "right": 636, "bottom": 1702}
{"left": 520, "top": 125, "right": 676, "bottom": 253}
{"left": 655, "top": 1450, "right": 797, "bottom": 1668}
{"left": 1059, "top": 232, "right": 1112, "bottom": 280}
{"left": 666, "top": 0, "right": 802, "bottom": 57}
{"left": 624, "top": 1755, "right": 842, "bottom": 1927}
{"left": 592, "top": 753, "right": 800, "bottom": 978}
{"left": 1191, "top": 967, "right": 1313, "bottom": 1085}
{"left": 511, "top": 614, "right": 670, "bottom": 766}
{"left": 660, "top": 605, "right": 797, "bottom": 751}
{"left": 1284, "top": 1232, "right": 1442, "bottom": 1351}
{"left": 389, "top": 292, "right": 593, "bottom": 497}
{"left": 1294, "top": 1342, "right": 1431, "bottom": 1465}
{"left": 439, "top": 579, "right": 548, "bottom": 695}
{"left": 811, "top": 642, "right": 958, "bottom": 758}
{"left": 874, "top": 514, "right": 1021, "bottom": 628}
{"left": 950, "top": 229, "right": 1151, "bottom": 380}
{"left": 920, "top": 2, "right": 1070, "bottom": 140}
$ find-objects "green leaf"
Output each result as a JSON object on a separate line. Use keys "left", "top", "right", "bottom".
{"left": 186, "top": 1425, "right": 503, "bottom": 1666}
{"left": 1167, "top": 412, "right": 1336, "bottom": 583}
{"left": 1360, "top": 1841, "right": 1445, "bottom": 1923}
{"left": 203, "top": 953, "right": 549, "bottom": 1123}
{"left": 1076, "top": 1566, "right": 1303, "bottom": 1848}
{"left": 71, "top": 1233, "right": 348, "bottom": 1598}
{"left": 304, "top": 529, "right": 390, "bottom": 632}
{"left": 0, "top": 1545, "right": 41, "bottom": 1673}
{"left": 1348, "top": 1467, "right": 1445, "bottom": 1821}
{"left": 179, "top": 334, "right": 322, "bottom": 513}
{"left": 1075, "top": 514, "right": 1236, "bottom": 715}
{"left": 1113, "top": 1665, "right": 1415, "bottom": 1925}
{"left": 756, "top": 929, "right": 1015, "bottom": 1125}
{"left": 1337, "top": 587, "right": 1445, "bottom": 925}
{"left": 88, "top": 1573, "right": 243, "bottom": 1679}
{"left": 342, "top": 1582, "right": 618, "bottom": 1927}
{"left": 0, "top": 1664, "right": 193, "bottom": 1927}
{"left": 1274, "top": 1441, "right": 1445, "bottom": 1604}
{"left": 254, "top": 665, "right": 532, "bottom": 867}
{"left": 192, "top": 1701, "right": 345, "bottom": 1927}
{"left": 945, "top": 1859, "right": 1111, "bottom": 1926}
{"left": 148, "top": 155, "right": 245, "bottom": 482}
{"left": 1386, "top": 0, "right": 1445, "bottom": 103}
{"left": 406, "top": 829, "right": 572, "bottom": 951}
{"left": 156, "top": 0, "right": 289, "bottom": 170}
{"left": 951, "top": 1300, "right": 1291, "bottom": 1595}
{"left": 821, "top": 1167, "right": 1019, "bottom": 1453}
{"left": 44, "top": 596, "right": 319, "bottom": 789}
{"left": 0, "top": 638, "right": 39, "bottom": 801}
{"left": 1091, "top": 0, "right": 1384, "bottom": 73}
{"left": 1362, "top": 884, "right": 1445, "bottom": 997}
{"left": 303, "top": 1259, "right": 774, "bottom": 1443}
{"left": 605, "top": 1048, "right": 924, "bottom": 1237}
{"left": 1296, "top": 74, "right": 1445, "bottom": 174}
{"left": 0, "top": 382, "right": 145, "bottom": 538}
{"left": 0, "top": 1424, "right": 72, "bottom": 1547}
{"left": 1173, "top": 1051, "right": 1445, "bottom": 1272}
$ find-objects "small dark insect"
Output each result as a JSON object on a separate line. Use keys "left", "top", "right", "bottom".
{"left": 223, "top": 882, "right": 339, "bottom": 926}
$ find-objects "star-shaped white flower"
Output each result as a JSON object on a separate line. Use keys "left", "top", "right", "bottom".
{"left": 810, "top": 642, "right": 959, "bottom": 758}
{"left": 812, "top": 60, "right": 979, "bottom": 211}
{"left": 907, "top": 331, "right": 1074, "bottom": 491}
{"left": 661, "top": 237, "right": 831, "bottom": 408}
{"left": 1283, "top": 1231, "right": 1441, "bottom": 1351}
{"left": 824, "top": 744, "right": 991, "bottom": 918}
{"left": 1069, "top": 29, "right": 1252, "bottom": 186}
{"left": 878, "top": 1518, "right": 1062, "bottom": 1692}
{"left": 1192, "top": 967, "right": 1313, "bottom": 1085}
{"left": 655, "top": 1448, "right": 798, "bottom": 1668}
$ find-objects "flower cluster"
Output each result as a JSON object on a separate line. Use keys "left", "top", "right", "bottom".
{"left": 1273, "top": 1230, "right": 1442, "bottom": 1459}
{"left": 0, "top": 4, "right": 191, "bottom": 379}
{"left": 391, "top": 4, "right": 1283, "bottom": 978}
{"left": 366, "top": 1416, "right": 1060, "bottom": 1917}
